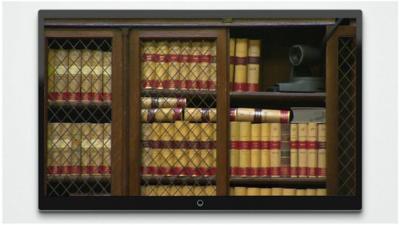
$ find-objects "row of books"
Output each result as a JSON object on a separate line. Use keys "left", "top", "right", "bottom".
{"left": 141, "top": 122, "right": 216, "bottom": 176}
{"left": 230, "top": 122, "right": 326, "bottom": 178}
{"left": 47, "top": 123, "right": 111, "bottom": 175}
{"left": 141, "top": 185, "right": 216, "bottom": 196}
{"left": 141, "top": 40, "right": 217, "bottom": 90}
{"left": 230, "top": 187, "right": 327, "bottom": 196}
{"left": 230, "top": 38, "right": 261, "bottom": 92}
{"left": 141, "top": 107, "right": 290, "bottom": 123}
{"left": 47, "top": 49, "right": 112, "bottom": 102}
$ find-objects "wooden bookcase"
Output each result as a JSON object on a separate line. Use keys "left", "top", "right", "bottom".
{"left": 39, "top": 10, "right": 361, "bottom": 210}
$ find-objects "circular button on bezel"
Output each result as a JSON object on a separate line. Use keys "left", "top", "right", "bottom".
{"left": 196, "top": 199, "right": 204, "bottom": 207}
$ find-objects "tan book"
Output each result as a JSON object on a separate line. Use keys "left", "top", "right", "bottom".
{"left": 295, "top": 189, "right": 306, "bottom": 196}
{"left": 68, "top": 49, "right": 81, "bottom": 102}
{"left": 298, "top": 123, "right": 308, "bottom": 177}
{"left": 270, "top": 123, "right": 281, "bottom": 177}
{"left": 141, "top": 123, "right": 152, "bottom": 175}
{"left": 317, "top": 123, "right": 326, "bottom": 178}
{"left": 189, "top": 41, "right": 202, "bottom": 90}
{"left": 102, "top": 51, "right": 112, "bottom": 102}
{"left": 181, "top": 185, "right": 192, "bottom": 196}
{"left": 81, "top": 123, "right": 103, "bottom": 176}
{"left": 141, "top": 108, "right": 183, "bottom": 122}
{"left": 234, "top": 187, "right": 247, "bottom": 196}
{"left": 156, "top": 41, "right": 169, "bottom": 89}
{"left": 239, "top": 122, "right": 251, "bottom": 176}
{"left": 260, "top": 123, "right": 270, "bottom": 176}
{"left": 47, "top": 49, "right": 56, "bottom": 101}
{"left": 142, "top": 42, "right": 156, "bottom": 89}
{"left": 233, "top": 38, "right": 248, "bottom": 91}
{"left": 47, "top": 123, "right": 63, "bottom": 175}
{"left": 174, "top": 121, "right": 189, "bottom": 176}
{"left": 316, "top": 188, "right": 327, "bottom": 196}
{"left": 198, "top": 41, "right": 211, "bottom": 90}
{"left": 230, "top": 121, "right": 240, "bottom": 176}
{"left": 188, "top": 123, "right": 202, "bottom": 176}
{"left": 282, "top": 188, "right": 296, "bottom": 196}
{"left": 305, "top": 189, "right": 317, "bottom": 196}
{"left": 307, "top": 123, "right": 318, "bottom": 177}
{"left": 208, "top": 42, "right": 217, "bottom": 90}
{"left": 159, "top": 123, "right": 172, "bottom": 175}
{"left": 91, "top": 50, "right": 103, "bottom": 103}
{"left": 184, "top": 108, "right": 216, "bottom": 122}
{"left": 205, "top": 186, "right": 216, "bottom": 196}
{"left": 211, "top": 123, "right": 217, "bottom": 176}
{"left": 247, "top": 187, "right": 261, "bottom": 196}
{"left": 260, "top": 188, "right": 272, "bottom": 196}
{"left": 290, "top": 124, "right": 299, "bottom": 177}
{"left": 69, "top": 123, "right": 81, "bottom": 176}
{"left": 46, "top": 123, "right": 55, "bottom": 174}
{"left": 167, "top": 41, "right": 181, "bottom": 90}
{"left": 141, "top": 97, "right": 186, "bottom": 109}
{"left": 199, "top": 123, "right": 211, "bottom": 176}
{"left": 230, "top": 108, "right": 291, "bottom": 123}
{"left": 250, "top": 123, "right": 261, "bottom": 176}
{"left": 229, "top": 38, "right": 236, "bottom": 90}
{"left": 247, "top": 40, "right": 261, "bottom": 92}
{"left": 271, "top": 188, "right": 283, "bottom": 196}
{"left": 193, "top": 186, "right": 204, "bottom": 196}
{"left": 54, "top": 49, "right": 69, "bottom": 102}
{"left": 81, "top": 49, "right": 92, "bottom": 103}
{"left": 58, "top": 123, "right": 72, "bottom": 175}
{"left": 180, "top": 42, "right": 191, "bottom": 90}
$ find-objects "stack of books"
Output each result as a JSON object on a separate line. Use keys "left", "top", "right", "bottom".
{"left": 230, "top": 187, "right": 327, "bottom": 196}
{"left": 230, "top": 121, "right": 326, "bottom": 178}
{"left": 47, "top": 123, "right": 111, "bottom": 176}
{"left": 141, "top": 40, "right": 217, "bottom": 91}
{"left": 230, "top": 38, "right": 261, "bottom": 92}
{"left": 47, "top": 49, "right": 112, "bottom": 103}
{"left": 141, "top": 185, "right": 216, "bottom": 196}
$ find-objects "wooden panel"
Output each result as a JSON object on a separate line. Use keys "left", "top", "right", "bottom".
{"left": 128, "top": 30, "right": 142, "bottom": 195}
{"left": 325, "top": 26, "right": 356, "bottom": 196}
{"left": 216, "top": 29, "right": 229, "bottom": 196}
{"left": 45, "top": 29, "right": 116, "bottom": 38}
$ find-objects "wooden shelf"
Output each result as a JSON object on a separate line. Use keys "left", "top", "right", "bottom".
{"left": 47, "top": 101, "right": 111, "bottom": 123}
{"left": 47, "top": 175, "right": 111, "bottom": 182}
{"left": 230, "top": 92, "right": 325, "bottom": 108}
{"left": 142, "top": 176, "right": 216, "bottom": 185}
{"left": 230, "top": 177, "right": 326, "bottom": 188}
{"left": 48, "top": 101, "right": 111, "bottom": 108}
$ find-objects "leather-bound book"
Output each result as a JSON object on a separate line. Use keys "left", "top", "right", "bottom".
{"left": 155, "top": 41, "right": 169, "bottom": 89}
{"left": 238, "top": 122, "right": 251, "bottom": 176}
{"left": 250, "top": 123, "right": 261, "bottom": 176}
{"left": 189, "top": 41, "right": 202, "bottom": 90}
{"left": 229, "top": 38, "right": 236, "bottom": 90}
{"left": 270, "top": 123, "right": 281, "bottom": 177}
{"left": 280, "top": 123, "right": 290, "bottom": 177}
{"left": 247, "top": 40, "right": 261, "bottom": 91}
{"left": 233, "top": 38, "right": 248, "bottom": 91}
{"left": 91, "top": 50, "right": 103, "bottom": 103}
{"left": 67, "top": 49, "right": 82, "bottom": 102}
{"left": 260, "top": 123, "right": 271, "bottom": 176}
{"left": 167, "top": 41, "right": 181, "bottom": 90}
{"left": 47, "top": 49, "right": 56, "bottom": 101}
{"left": 102, "top": 51, "right": 112, "bottom": 102}
{"left": 141, "top": 97, "right": 186, "bottom": 109}
{"left": 141, "top": 108, "right": 183, "bottom": 122}
{"left": 142, "top": 42, "right": 156, "bottom": 89}
{"left": 180, "top": 42, "right": 191, "bottom": 90}
{"left": 230, "top": 121, "right": 240, "bottom": 177}
{"left": 317, "top": 123, "right": 326, "bottom": 178}
{"left": 298, "top": 123, "right": 308, "bottom": 177}
{"left": 184, "top": 108, "right": 217, "bottom": 122}
{"left": 230, "top": 108, "right": 291, "bottom": 123}
{"left": 290, "top": 123, "right": 299, "bottom": 177}
{"left": 54, "top": 49, "right": 69, "bottom": 102}
{"left": 307, "top": 123, "right": 318, "bottom": 177}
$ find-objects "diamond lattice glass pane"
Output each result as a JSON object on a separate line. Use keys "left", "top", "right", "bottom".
{"left": 337, "top": 37, "right": 357, "bottom": 196}
{"left": 140, "top": 39, "right": 217, "bottom": 196}
{"left": 46, "top": 38, "right": 112, "bottom": 197}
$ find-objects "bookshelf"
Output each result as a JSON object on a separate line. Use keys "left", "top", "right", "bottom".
{"left": 39, "top": 11, "right": 360, "bottom": 209}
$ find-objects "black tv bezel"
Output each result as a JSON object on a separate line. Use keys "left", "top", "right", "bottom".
{"left": 38, "top": 10, "right": 362, "bottom": 211}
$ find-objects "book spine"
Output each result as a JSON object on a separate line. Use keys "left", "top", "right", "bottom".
{"left": 69, "top": 123, "right": 81, "bottom": 175}
{"left": 184, "top": 108, "right": 217, "bottom": 122}
{"left": 280, "top": 123, "right": 290, "bottom": 177}
{"left": 307, "top": 123, "right": 318, "bottom": 177}
{"left": 270, "top": 123, "right": 281, "bottom": 177}
{"left": 199, "top": 123, "right": 211, "bottom": 176}
{"left": 91, "top": 50, "right": 103, "bottom": 103}
{"left": 90, "top": 123, "right": 104, "bottom": 175}
{"left": 149, "top": 123, "right": 161, "bottom": 175}
{"left": 141, "top": 97, "right": 186, "bottom": 109}
{"left": 141, "top": 123, "right": 152, "bottom": 175}
{"left": 174, "top": 121, "right": 189, "bottom": 176}
{"left": 211, "top": 123, "right": 217, "bottom": 176}
{"left": 233, "top": 38, "right": 248, "bottom": 91}
{"left": 180, "top": 42, "right": 191, "bottom": 90}
{"left": 260, "top": 123, "right": 270, "bottom": 176}
{"left": 156, "top": 42, "right": 169, "bottom": 89}
{"left": 47, "top": 123, "right": 63, "bottom": 175}
{"left": 290, "top": 123, "right": 299, "bottom": 177}
{"left": 230, "top": 122, "right": 240, "bottom": 176}
{"left": 208, "top": 42, "right": 217, "bottom": 90}
{"left": 188, "top": 123, "right": 202, "bottom": 176}
{"left": 238, "top": 122, "right": 251, "bottom": 176}
{"left": 295, "top": 189, "right": 306, "bottom": 196}
{"left": 317, "top": 123, "right": 326, "bottom": 178}
{"left": 282, "top": 188, "right": 296, "bottom": 196}
{"left": 189, "top": 42, "right": 201, "bottom": 90}
{"left": 198, "top": 42, "right": 211, "bottom": 90}
{"left": 260, "top": 188, "right": 272, "bottom": 196}
{"left": 305, "top": 189, "right": 317, "bottom": 196}
{"left": 249, "top": 123, "right": 261, "bottom": 176}
{"left": 233, "top": 187, "right": 247, "bottom": 196}
{"left": 229, "top": 38, "right": 236, "bottom": 90}
{"left": 271, "top": 188, "right": 283, "bottom": 196}
{"left": 68, "top": 49, "right": 82, "bottom": 102}
{"left": 81, "top": 50, "right": 92, "bottom": 103}
{"left": 81, "top": 123, "right": 91, "bottom": 176}
{"left": 141, "top": 108, "right": 183, "bottom": 122}
{"left": 247, "top": 40, "right": 261, "bottom": 92}
{"left": 247, "top": 187, "right": 260, "bottom": 196}
{"left": 316, "top": 188, "right": 327, "bottom": 196}
{"left": 47, "top": 49, "right": 56, "bottom": 101}
{"left": 167, "top": 41, "right": 180, "bottom": 90}
{"left": 54, "top": 49, "right": 69, "bottom": 102}
{"left": 102, "top": 51, "right": 112, "bottom": 102}
{"left": 298, "top": 123, "right": 308, "bottom": 177}
{"left": 61, "top": 123, "right": 72, "bottom": 175}
{"left": 229, "top": 108, "right": 290, "bottom": 123}
{"left": 46, "top": 123, "right": 55, "bottom": 174}
{"left": 142, "top": 42, "right": 156, "bottom": 89}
